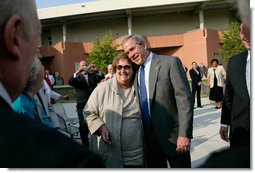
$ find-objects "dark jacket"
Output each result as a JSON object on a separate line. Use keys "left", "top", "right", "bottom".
{"left": 0, "top": 97, "right": 105, "bottom": 168}
{"left": 68, "top": 73, "right": 103, "bottom": 104}
{"left": 221, "top": 51, "right": 250, "bottom": 147}
{"left": 189, "top": 68, "right": 202, "bottom": 88}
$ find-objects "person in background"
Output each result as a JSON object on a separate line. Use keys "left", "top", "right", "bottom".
{"left": 35, "top": 65, "right": 70, "bottom": 129}
{"left": 0, "top": 0, "right": 104, "bottom": 167}
{"left": 199, "top": 62, "right": 207, "bottom": 78}
{"left": 102, "top": 64, "right": 115, "bottom": 81}
{"left": 189, "top": 62, "right": 202, "bottom": 108}
{"left": 183, "top": 65, "right": 188, "bottom": 76}
{"left": 45, "top": 69, "right": 55, "bottom": 87}
{"left": 89, "top": 63, "right": 105, "bottom": 81}
{"left": 68, "top": 60, "right": 102, "bottom": 147}
{"left": 201, "top": 0, "right": 250, "bottom": 168}
{"left": 122, "top": 34, "right": 193, "bottom": 168}
{"left": 13, "top": 57, "right": 52, "bottom": 128}
{"left": 85, "top": 52, "right": 143, "bottom": 168}
{"left": 207, "top": 59, "right": 226, "bottom": 109}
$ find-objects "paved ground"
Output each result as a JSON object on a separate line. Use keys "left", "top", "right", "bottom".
{"left": 57, "top": 97, "right": 230, "bottom": 168}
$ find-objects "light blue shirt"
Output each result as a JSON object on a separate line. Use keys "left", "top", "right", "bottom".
{"left": 12, "top": 92, "right": 53, "bottom": 128}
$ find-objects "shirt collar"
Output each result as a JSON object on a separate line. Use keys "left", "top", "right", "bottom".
{"left": 247, "top": 50, "right": 250, "bottom": 62}
{"left": 143, "top": 51, "right": 153, "bottom": 67}
{"left": 0, "top": 82, "right": 12, "bottom": 107}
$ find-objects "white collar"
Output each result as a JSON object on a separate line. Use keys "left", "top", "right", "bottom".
{"left": 0, "top": 82, "right": 12, "bottom": 107}
{"left": 143, "top": 52, "right": 153, "bottom": 67}
{"left": 247, "top": 50, "right": 250, "bottom": 62}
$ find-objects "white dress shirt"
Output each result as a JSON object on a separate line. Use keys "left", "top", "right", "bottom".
{"left": 246, "top": 50, "right": 250, "bottom": 97}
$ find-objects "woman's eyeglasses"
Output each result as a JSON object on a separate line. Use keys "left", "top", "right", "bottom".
{"left": 116, "top": 65, "right": 132, "bottom": 70}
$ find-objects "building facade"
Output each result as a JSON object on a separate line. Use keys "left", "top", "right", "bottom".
{"left": 38, "top": 0, "right": 237, "bottom": 84}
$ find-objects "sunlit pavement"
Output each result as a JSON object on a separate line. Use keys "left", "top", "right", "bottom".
{"left": 61, "top": 97, "right": 230, "bottom": 168}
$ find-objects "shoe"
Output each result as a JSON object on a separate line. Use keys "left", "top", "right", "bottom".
{"left": 215, "top": 106, "right": 221, "bottom": 109}
{"left": 198, "top": 106, "right": 203, "bottom": 108}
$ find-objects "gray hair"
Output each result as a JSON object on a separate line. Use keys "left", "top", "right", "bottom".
{"left": 122, "top": 34, "right": 146, "bottom": 47}
{"left": 25, "top": 57, "right": 41, "bottom": 91}
{"left": 107, "top": 64, "right": 113, "bottom": 69}
{"left": 0, "top": 0, "right": 37, "bottom": 39}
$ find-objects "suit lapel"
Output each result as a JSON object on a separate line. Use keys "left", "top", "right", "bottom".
{"left": 149, "top": 53, "right": 161, "bottom": 106}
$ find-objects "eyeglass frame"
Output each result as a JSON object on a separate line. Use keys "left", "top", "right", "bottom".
{"left": 116, "top": 65, "right": 132, "bottom": 70}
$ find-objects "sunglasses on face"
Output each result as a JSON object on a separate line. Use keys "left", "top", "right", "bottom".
{"left": 116, "top": 65, "right": 132, "bottom": 70}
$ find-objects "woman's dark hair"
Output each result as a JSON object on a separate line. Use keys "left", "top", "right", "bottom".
{"left": 112, "top": 51, "right": 138, "bottom": 81}
{"left": 211, "top": 58, "right": 219, "bottom": 65}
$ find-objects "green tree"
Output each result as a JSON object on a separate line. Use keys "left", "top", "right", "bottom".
{"left": 89, "top": 31, "right": 119, "bottom": 73}
{"left": 220, "top": 21, "right": 246, "bottom": 62}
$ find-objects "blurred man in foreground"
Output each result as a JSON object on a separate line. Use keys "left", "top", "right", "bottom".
{"left": 0, "top": 0, "right": 104, "bottom": 167}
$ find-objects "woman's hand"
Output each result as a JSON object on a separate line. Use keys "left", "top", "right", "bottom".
{"left": 98, "top": 125, "right": 112, "bottom": 145}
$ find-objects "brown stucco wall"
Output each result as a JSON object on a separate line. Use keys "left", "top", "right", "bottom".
{"left": 39, "top": 29, "right": 222, "bottom": 84}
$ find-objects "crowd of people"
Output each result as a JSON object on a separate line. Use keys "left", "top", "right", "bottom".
{"left": 0, "top": 0, "right": 250, "bottom": 168}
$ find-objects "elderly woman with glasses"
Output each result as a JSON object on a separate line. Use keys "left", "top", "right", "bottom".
{"left": 84, "top": 52, "right": 144, "bottom": 168}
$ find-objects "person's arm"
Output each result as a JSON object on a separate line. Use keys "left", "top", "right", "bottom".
{"left": 219, "top": 125, "right": 229, "bottom": 142}
{"left": 220, "top": 62, "right": 233, "bottom": 142}
{"left": 49, "top": 75, "right": 55, "bottom": 85}
{"left": 84, "top": 86, "right": 105, "bottom": 135}
{"left": 170, "top": 57, "right": 193, "bottom": 153}
{"left": 222, "top": 66, "right": 227, "bottom": 81}
{"left": 207, "top": 69, "right": 211, "bottom": 88}
{"left": 43, "top": 80, "right": 63, "bottom": 101}
{"left": 189, "top": 69, "right": 194, "bottom": 81}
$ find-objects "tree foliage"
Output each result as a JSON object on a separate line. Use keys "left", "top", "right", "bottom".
{"left": 89, "top": 31, "right": 119, "bottom": 73}
{"left": 219, "top": 21, "right": 246, "bottom": 62}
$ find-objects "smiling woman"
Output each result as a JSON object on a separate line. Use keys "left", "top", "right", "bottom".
{"left": 84, "top": 52, "right": 144, "bottom": 168}
{"left": 36, "top": 0, "right": 96, "bottom": 9}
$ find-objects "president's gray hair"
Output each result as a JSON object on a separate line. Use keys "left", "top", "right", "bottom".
{"left": 122, "top": 34, "right": 146, "bottom": 47}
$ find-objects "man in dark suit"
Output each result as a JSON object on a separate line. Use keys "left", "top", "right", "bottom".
{"left": 122, "top": 34, "right": 193, "bottom": 168}
{"left": 200, "top": 1, "right": 250, "bottom": 168}
{"left": 219, "top": 22, "right": 250, "bottom": 166}
{"left": 0, "top": 0, "right": 104, "bottom": 167}
{"left": 68, "top": 61, "right": 103, "bottom": 147}
{"left": 220, "top": 22, "right": 250, "bottom": 147}
{"left": 189, "top": 62, "right": 202, "bottom": 108}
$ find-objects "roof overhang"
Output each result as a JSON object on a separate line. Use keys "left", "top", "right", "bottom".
{"left": 38, "top": 0, "right": 236, "bottom": 28}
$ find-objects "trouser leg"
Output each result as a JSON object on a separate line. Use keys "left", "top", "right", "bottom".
{"left": 166, "top": 152, "right": 191, "bottom": 168}
{"left": 191, "top": 87, "right": 196, "bottom": 107}
{"left": 144, "top": 129, "right": 167, "bottom": 168}
{"left": 197, "top": 85, "right": 201, "bottom": 107}
{"left": 77, "top": 103, "right": 89, "bottom": 148}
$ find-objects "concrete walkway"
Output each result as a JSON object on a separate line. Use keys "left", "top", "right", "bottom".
{"left": 59, "top": 97, "right": 230, "bottom": 168}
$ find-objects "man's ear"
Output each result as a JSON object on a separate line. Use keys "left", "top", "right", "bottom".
{"left": 4, "top": 15, "right": 23, "bottom": 59}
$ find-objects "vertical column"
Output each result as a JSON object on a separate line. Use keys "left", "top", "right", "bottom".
{"left": 127, "top": 10, "right": 132, "bottom": 36}
{"left": 199, "top": 8, "right": 204, "bottom": 30}
{"left": 62, "top": 23, "right": 67, "bottom": 49}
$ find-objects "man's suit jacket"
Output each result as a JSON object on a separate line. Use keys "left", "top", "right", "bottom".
{"left": 134, "top": 53, "right": 193, "bottom": 155}
{"left": 68, "top": 73, "right": 100, "bottom": 105}
{"left": 189, "top": 68, "right": 202, "bottom": 89}
{"left": 221, "top": 51, "right": 250, "bottom": 146}
{"left": 0, "top": 97, "right": 105, "bottom": 168}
